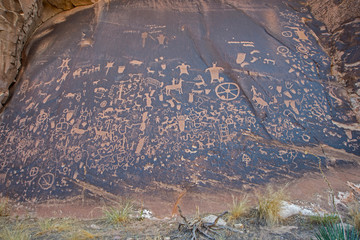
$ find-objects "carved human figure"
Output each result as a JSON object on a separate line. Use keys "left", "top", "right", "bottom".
{"left": 176, "top": 63, "right": 190, "bottom": 75}
{"left": 58, "top": 58, "right": 70, "bottom": 72}
{"left": 57, "top": 70, "right": 70, "bottom": 84}
{"left": 205, "top": 63, "right": 224, "bottom": 83}
{"left": 144, "top": 93, "right": 154, "bottom": 110}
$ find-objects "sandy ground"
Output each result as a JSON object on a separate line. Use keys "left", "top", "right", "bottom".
{"left": 1, "top": 164, "right": 358, "bottom": 239}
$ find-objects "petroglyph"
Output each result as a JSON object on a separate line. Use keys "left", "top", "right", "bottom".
{"left": 165, "top": 78, "right": 184, "bottom": 95}
{"left": 0, "top": 0, "right": 358, "bottom": 202}
{"left": 205, "top": 63, "right": 224, "bottom": 83}
{"left": 215, "top": 83, "right": 240, "bottom": 101}
{"left": 58, "top": 58, "right": 71, "bottom": 72}
{"left": 176, "top": 63, "right": 190, "bottom": 75}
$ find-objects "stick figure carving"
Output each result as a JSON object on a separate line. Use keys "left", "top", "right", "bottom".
{"left": 58, "top": 58, "right": 70, "bottom": 72}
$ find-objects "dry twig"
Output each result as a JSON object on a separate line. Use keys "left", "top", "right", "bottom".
{"left": 177, "top": 206, "right": 240, "bottom": 239}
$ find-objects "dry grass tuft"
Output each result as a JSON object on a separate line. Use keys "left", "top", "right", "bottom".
{"left": 257, "top": 185, "right": 287, "bottom": 226}
{"left": 103, "top": 201, "right": 133, "bottom": 225}
{"left": 349, "top": 202, "right": 360, "bottom": 231}
{"left": 227, "top": 195, "right": 249, "bottom": 222}
{"left": 0, "top": 222, "right": 31, "bottom": 240}
{"left": 0, "top": 198, "right": 10, "bottom": 217}
{"left": 36, "top": 218, "right": 74, "bottom": 236}
{"left": 66, "top": 229, "right": 96, "bottom": 240}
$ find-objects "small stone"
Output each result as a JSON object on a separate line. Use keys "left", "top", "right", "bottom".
{"left": 90, "top": 224, "right": 100, "bottom": 230}
{"left": 202, "top": 215, "right": 226, "bottom": 226}
{"left": 279, "top": 201, "right": 315, "bottom": 218}
{"left": 234, "top": 223, "right": 244, "bottom": 229}
{"left": 164, "top": 237, "right": 170, "bottom": 240}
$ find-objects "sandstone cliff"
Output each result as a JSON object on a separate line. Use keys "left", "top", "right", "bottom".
{"left": 0, "top": 0, "right": 96, "bottom": 109}
{"left": 307, "top": 0, "right": 360, "bottom": 120}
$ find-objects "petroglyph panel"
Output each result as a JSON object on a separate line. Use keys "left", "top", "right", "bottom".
{"left": 0, "top": 0, "right": 359, "bottom": 201}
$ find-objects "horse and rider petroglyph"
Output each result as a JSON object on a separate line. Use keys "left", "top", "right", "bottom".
{"left": 165, "top": 78, "right": 184, "bottom": 95}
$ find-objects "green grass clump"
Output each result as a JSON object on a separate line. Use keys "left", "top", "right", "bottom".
{"left": 227, "top": 195, "right": 249, "bottom": 222}
{"left": 314, "top": 223, "right": 360, "bottom": 240}
{"left": 257, "top": 185, "right": 287, "bottom": 226}
{"left": 103, "top": 201, "right": 133, "bottom": 225}
{"left": 308, "top": 214, "right": 340, "bottom": 226}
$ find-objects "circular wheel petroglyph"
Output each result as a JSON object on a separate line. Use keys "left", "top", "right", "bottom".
{"left": 215, "top": 83, "right": 240, "bottom": 101}
{"left": 281, "top": 31, "right": 292, "bottom": 37}
{"left": 38, "top": 173, "right": 55, "bottom": 190}
{"left": 277, "top": 46, "right": 289, "bottom": 55}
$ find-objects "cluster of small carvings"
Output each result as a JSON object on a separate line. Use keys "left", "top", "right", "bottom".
{"left": 1, "top": 0, "right": 360, "bottom": 201}
{"left": 307, "top": 0, "right": 360, "bottom": 122}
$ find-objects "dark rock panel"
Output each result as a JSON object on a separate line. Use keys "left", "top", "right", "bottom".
{"left": 0, "top": 0, "right": 359, "bottom": 202}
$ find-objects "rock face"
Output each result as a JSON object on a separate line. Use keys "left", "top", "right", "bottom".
{"left": 0, "top": 0, "right": 96, "bottom": 109}
{"left": 0, "top": 0, "right": 359, "bottom": 202}
{"left": 307, "top": 0, "right": 360, "bottom": 120}
{"left": 47, "top": 0, "right": 96, "bottom": 10}
{"left": 0, "top": 0, "right": 42, "bottom": 107}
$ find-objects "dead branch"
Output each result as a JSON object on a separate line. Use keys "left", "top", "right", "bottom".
{"left": 177, "top": 207, "right": 239, "bottom": 239}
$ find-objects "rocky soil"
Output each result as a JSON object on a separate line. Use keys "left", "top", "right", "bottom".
{"left": 0, "top": 214, "right": 320, "bottom": 239}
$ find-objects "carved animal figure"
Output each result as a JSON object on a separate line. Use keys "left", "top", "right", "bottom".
{"left": 251, "top": 86, "right": 268, "bottom": 109}
{"left": 73, "top": 68, "right": 82, "bottom": 78}
{"left": 193, "top": 75, "right": 207, "bottom": 88}
{"left": 165, "top": 78, "right": 183, "bottom": 95}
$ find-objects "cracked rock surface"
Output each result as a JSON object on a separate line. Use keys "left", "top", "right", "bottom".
{"left": 307, "top": 0, "right": 360, "bottom": 120}
{"left": 0, "top": 0, "right": 42, "bottom": 107}
{"left": 0, "top": 0, "right": 96, "bottom": 108}
{"left": 0, "top": 0, "right": 359, "bottom": 204}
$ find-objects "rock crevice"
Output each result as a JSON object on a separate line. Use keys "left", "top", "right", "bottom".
{"left": 307, "top": 0, "right": 360, "bottom": 121}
